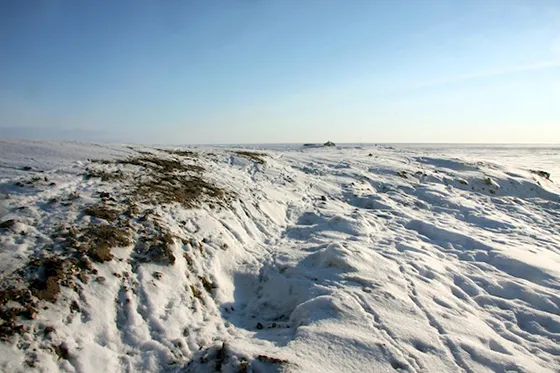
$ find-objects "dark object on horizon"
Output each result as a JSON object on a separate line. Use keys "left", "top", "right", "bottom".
{"left": 530, "top": 169, "right": 551, "bottom": 180}
{"left": 323, "top": 141, "right": 336, "bottom": 147}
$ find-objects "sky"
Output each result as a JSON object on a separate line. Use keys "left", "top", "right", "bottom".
{"left": 1, "top": 0, "right": 559, "bottom": 144}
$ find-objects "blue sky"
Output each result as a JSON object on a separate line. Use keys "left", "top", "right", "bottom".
{"left": 1, "top": 0, "right": 559, "bottom": 144}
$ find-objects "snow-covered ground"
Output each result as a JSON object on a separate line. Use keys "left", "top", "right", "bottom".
{"left": 0, "top": 139, "right": 559, "bottom": 373}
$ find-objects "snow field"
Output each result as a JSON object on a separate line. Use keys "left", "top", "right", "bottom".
{"left": 0, "top": 140, "right": 559, "bottom": 372}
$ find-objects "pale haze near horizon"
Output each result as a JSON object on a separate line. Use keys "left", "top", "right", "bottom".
{"left": 1, "top": 0, "right": 559, "bottom": 144}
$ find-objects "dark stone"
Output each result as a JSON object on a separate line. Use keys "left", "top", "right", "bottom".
{"left": 152, "top": 271, "right": 163, "bottom": 280}
{"left": 530, "top": 169, "right": 551, "bottom": 180}
{"left": 53, "top": 343, "right": 69, "bottom": 360}
{"left": 99, "top": 191, "right": 111, "bottom": 198}
{"left": 0, "top": 219, "right": 16, "bottom": 229}
{"left": 43, "top": 326, "right": 55, "bottom": 337}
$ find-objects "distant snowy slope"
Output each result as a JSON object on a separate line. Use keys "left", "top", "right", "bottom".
{"left": 0, "top": 138, "right": 135, "bottom": 180}
{"left": 0, "top": 139, "right": 559, "bottom": 373}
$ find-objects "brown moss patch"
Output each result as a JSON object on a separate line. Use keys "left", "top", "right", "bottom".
{"left": 84, "top": 204, "right": 120, "bottom": 222}
{"left": 0, "top": 287, "right": 37, "bottom": 340}
{"left": 133, "top": 174, "right": 226, "bottom": 208}
{"left": 134, "top": 231, "right": 176, "bottom": 265}
{"left": 84, "top": 169, "right": 125, "bottom": 182}
{"left": 84, "top": 224, "right": 131, "bottom": 263}
{"left": 118, "top": 156, "right": 203, "bottom": 174}
{"left": 29, "top": 258, "right": 66, "bottom": 302}
{"left": 160, "top": 149, "right": 198, "bottom": 158}
{"left": 233, "top": 151, "right": 267, "bottom": 165}
{"left": 87, "top": 154, "right": 228, "bottom": 209}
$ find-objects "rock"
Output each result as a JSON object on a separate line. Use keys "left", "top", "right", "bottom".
{"left": 152, "top": 271, "right": 163, "bottom": 280}
{"left": 320, "top": 195, "right": 327, "bottom": 201}
{"left": 323, "top": 141, "right": 336, "bottom": 147}
{"left": 257, "top": 355, "right": 288, "bottom": 364}
{"left": 95, "top": 276, "right": 106, "bottom": 283}
{"left": 43, "top": 326, "right": 55, "bottom": 337}
{"left": 77, "top": 273, "right": 88, "bottom": 284}
{"left": 530, "top": 169, "right": 551, "bottom": 180}
{"left": 0, "top": 219, "right": 16, "bottom": 229}
{"left": 99, "top": 191, "right": 111, "bottom": 198}
{"left": 53, "top": 343, "right": 69, "bottom": 360}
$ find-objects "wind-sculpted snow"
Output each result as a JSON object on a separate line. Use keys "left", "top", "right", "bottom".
{"left": 0, "top": 140, "right": 559, "bottom": 372}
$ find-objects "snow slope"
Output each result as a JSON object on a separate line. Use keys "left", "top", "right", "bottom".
{"left": 0, "top": 140, "right": 559, "bottom": 373}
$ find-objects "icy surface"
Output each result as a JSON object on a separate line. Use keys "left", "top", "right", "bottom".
{"left": 0, "top": 140, "right": 559, "bottom": 372}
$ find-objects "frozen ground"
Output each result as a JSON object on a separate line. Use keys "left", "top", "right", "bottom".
{"left": 0, "top": 139, "right": 559, "bottom": 373}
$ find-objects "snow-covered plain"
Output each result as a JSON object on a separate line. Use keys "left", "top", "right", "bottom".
{"left": 0, "top": 139, "right": 559, "bottom": 373}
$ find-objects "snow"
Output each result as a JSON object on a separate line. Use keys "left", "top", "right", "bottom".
{"left": 0, "top": 139, "right": 559, "bottom": 372}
